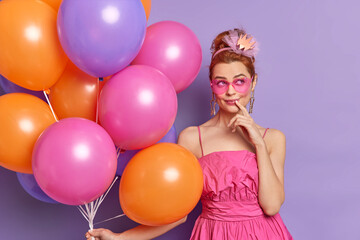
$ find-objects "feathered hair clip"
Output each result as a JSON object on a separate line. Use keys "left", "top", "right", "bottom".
{"left": 212, "top": 29, "right": 259, "bottom": 60}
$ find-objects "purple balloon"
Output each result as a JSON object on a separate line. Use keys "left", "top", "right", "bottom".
{"left": 116, "top": 125, "right": 177, "bottom": 176}
{"left": 116, "top": 149, "right": 139, "bottom": 177}
{"left": 0, "top": 75, "right": 47, "bottom": 101}
{"left": 99, "top": 65, "right": 177, "bottom": 150}
{"left": 16, "top": 173, "right": 58, "bottom": 204}
{"left": 157, "top": 125, "right": 177, "bottom": 144}
{"left": 32, "top": 118, "right": 117, "bottom": 205}
{"left": 57, "top": 0, "right": 147, "bottom": 77}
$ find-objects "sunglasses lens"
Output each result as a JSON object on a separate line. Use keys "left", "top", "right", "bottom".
{"left": 211, "top": 80, "right": 228, "bottom": 94}
{"left": 232, "top": 78, "right": 251, "bottom": 93}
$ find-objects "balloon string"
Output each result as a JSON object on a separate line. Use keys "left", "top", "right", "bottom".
{"left": 117, "top": 147, "right": 121, "bottom": 158}
{"left": 77, "top": 176, "right": 119, "bottom": 240}
{"left": 43, "top": 90, "right": 58, "bottom": 122}
{"left": 96, "top": 78, "right": 100, "bottom": 124}
{"left": 116, "top": 147, "right": 126, "bottom": 159}
{"left": 93, "top": 213, "right": 126, "bottom": 226}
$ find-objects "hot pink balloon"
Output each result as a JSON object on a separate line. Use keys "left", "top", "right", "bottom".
{"left": 131, "top": 21, "right": 202, "bottom": 93}
{"left": 32, "top": 118, "right": 117, "bottom": 205}
{"left": 99, "top": 65, "right": 177, "bottom": 150}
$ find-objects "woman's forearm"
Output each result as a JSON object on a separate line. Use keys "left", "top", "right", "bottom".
{"left": 117, "top": 216, "right": 187, "bottom": 240}
{"left": 255, "top": 143, "right": 284, "bottom": 216}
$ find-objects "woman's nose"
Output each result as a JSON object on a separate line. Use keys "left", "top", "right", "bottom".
{"left": 226, "top": 84, "right": 237, "bottom": 94}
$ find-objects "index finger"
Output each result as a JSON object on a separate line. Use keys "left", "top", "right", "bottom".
{"left": 235, "top": 100, "right": 250, "bottom": 117}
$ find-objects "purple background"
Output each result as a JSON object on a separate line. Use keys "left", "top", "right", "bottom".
{"left": 1, "top": 0, "right": 360, "bottom": 239}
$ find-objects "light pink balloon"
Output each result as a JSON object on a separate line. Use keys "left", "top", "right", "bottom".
{"left": 131, "top": 21, "right": 202, "bottom": 93}
{"left": 32, "top": 118, "right": 117, "bottom": 206}
{"left": 99, "top": 65, "right": 177, "bottom": 150}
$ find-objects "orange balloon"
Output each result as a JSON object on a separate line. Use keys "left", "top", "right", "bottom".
{"left": 0, "top": 93, "right": 56, "bottom": 173}
{"left": 141, "top": 0, "right": 151, "bottom": 21}
{"left": 119, "top": 143, "right": 203, "bottom": 226}
{"left": 49, "top": 62, "right": 110, "bottom": 121}
{"left": 0, "top": 0, "right": 68, "bottom": 91}
{"left": 50, "top": 62, "right": 99, "bottom": 121}
{"left": 41, "top": 0, "right": 62, "bottom": 11}
{"left": 15, "top": 0, "right": 63, "bottom": 11}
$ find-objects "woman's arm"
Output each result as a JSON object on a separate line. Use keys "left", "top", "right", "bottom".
{"left": 119, "top": 216, "right": 187, "bottom": 240}
{"left": 229, "top": 102, "right": 286, "bottom": 216}
{"left": 255, "top": 129, "right": 286, "bottom": 216}
{"left": 86, "top": 216, "right": 187, "bottom": 240}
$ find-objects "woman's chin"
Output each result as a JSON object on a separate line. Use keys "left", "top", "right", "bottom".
{"left": 218, "top": 105, "right": 239, "bottom": 114}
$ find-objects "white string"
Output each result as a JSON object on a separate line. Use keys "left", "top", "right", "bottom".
{"left": 77, "top": 206, "right": 89, "bottom": 222}
{"left": 93, "top": 213, "right": 126, "bottom": 226}
{"left": 78, "top": 205, "right": 90, "bottom": 220}
{"left": 116, "top": 147, "right": 120, "bottom": 158}
{"left": 43, "top": 90, "right": 58, "bottom": 122}
{"left": 78, "top": 177, "right": 119, "bottom": 240}
{"left": 95, "top": 176, "right": 119, "bottom": 212}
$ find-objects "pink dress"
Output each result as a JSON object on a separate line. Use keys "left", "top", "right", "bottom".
{"left": 190, "top": 127, "right": 293, "bottom": 240}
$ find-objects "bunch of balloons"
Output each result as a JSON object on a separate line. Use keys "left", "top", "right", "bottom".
{"left": 0, "top": 0, "right": 203, "bottom": 225}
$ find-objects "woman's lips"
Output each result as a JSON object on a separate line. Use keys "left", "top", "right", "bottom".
{"left": 224, "top": 99, "right": 239, "bottom": 105}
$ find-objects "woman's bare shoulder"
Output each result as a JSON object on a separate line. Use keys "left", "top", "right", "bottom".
{"left": 265, "top": 128, "right": 286, "bottom": 141}
{"left": 262, "top": 127, "right": 286, "bottom": 154}
{"left": 177, "top": 126, "right": 201, "bottom": 156}
{"left": 255, "top": 124, "right": 286, "bottom": 151}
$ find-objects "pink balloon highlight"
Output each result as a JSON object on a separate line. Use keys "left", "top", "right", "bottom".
{"left": 132, "top": 21, "right": 202, "bottom": 93}
{"left": 99, "top": 65, "right": 177, "bottom": 150}
{"left": 32, "top": 118, "right": 117, "bottom": 206}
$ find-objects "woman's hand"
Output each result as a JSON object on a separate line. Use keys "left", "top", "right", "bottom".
{"left": 85, "top": 228, "right": 119, "bottom": 240}
{"left": 227, "top": 100, "right": 264, "bottom": 147}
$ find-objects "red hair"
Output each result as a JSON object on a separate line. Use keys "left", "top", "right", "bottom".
{"left": 209, "top": 28, "right": 256, "bottom": 80}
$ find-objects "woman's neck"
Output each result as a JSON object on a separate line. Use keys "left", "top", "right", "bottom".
{"left": 212, "top": 109, "right": 239, "bottom": 129}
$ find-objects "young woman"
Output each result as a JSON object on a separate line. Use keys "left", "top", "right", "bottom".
{"left": 86, "top": 28, "right": 293, "bottom": 240}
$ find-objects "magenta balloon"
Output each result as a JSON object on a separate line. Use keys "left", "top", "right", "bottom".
{"left": 32, "top": 118, "right": 117, "bottom": 205}
{"left": 57, "top": 0, "right": 146, "bottom": 77}
{"left": 99, "top": 65, "right": 177, "bottom": 150}
{"left": 132, "top": 21, "right": 202, "bottom": 93}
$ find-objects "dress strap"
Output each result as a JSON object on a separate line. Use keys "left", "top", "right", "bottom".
{"left": 197, "top": 126, "right": 204, "bottom": 157}
{"left": 262, "top": 128, "right": 269, "bottom": 139}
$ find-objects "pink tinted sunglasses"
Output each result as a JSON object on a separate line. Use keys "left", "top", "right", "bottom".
{"left": 210, "top": 76, "right": 253, "bottom": 95}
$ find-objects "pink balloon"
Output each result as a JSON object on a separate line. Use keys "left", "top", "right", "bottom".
{"left": 99, "top": 65, "right": 177, "bottom": 150}
{"left": 32, "top": 118, "right": 117, "bottom": 205}
{"left": 131, "top": 21, "right": 202, "bottom": 93}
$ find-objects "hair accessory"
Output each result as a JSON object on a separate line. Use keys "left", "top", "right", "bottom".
{"left": 212, "top": 30, "right": 259, "bottom": 59}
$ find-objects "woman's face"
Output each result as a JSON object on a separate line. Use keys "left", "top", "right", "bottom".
{"left": 211, "top": 61, "right": 256, "bottom": 114}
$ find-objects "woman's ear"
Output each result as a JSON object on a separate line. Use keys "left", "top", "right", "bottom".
{"left": 251, "top": 73, "right": 258, "bottom": 91}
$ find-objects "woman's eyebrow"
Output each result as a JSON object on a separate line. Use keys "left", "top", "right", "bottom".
{"left": 233, "top": 73, "right": 246, "bottom": 78}
{"left": 214, "top": 73, "right": 246, "bottom": 79}
{"left": 214, "top": 75, "right": 227, "bottom": 79}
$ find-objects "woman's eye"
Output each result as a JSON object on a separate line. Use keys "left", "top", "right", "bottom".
{"left": 234, "top": 79, "right": 245, "bottom": 85}
{"left": 216, "top": 81, "right": 227, "bottom": 87}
